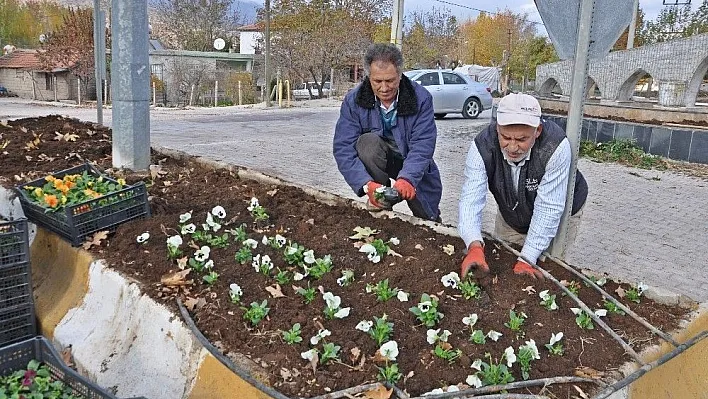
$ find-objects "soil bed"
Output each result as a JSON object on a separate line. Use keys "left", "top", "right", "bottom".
{"left": 0, "top": 116, "right": 693, "bottom": 398}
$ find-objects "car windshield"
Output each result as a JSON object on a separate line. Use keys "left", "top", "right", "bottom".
{"left": 403, "top": 71, "right": 420, "bottom": 78}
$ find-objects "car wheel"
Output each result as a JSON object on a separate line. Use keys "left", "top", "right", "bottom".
{"left": 434, "top": 113, "right": 447, "bottom": 119}
{"left": 462, "top": 98, "right": 482, "bottom": 119}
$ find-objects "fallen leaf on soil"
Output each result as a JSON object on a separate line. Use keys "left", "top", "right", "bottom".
{"left": 615, "top": 287, "right": 626, "bottom": 298}
{"left": 442, "top": 244, "right": 455, "bottom": 255}
{"left": 161, "top": 269, "right": 193, "bottom": 286}
{"left": 183, "top": 296, "right": 206, "bottom": 312}
{"left": 265, "top": 284, "right": 285, "bottom": 298}
{"left": 305, "top": 218, "right": 315, "bottom": 225}
{"left": 560, "top": 279, "right": 570, "bottom": 286}
{"left": 280, "top": 368, "right": 292, "bottom": 382}
{"left": 163, "top": 181, "right": 173, "bottom": 187}
{"left": 61, "top": 345, "right": 74, "bottom": 368}
{"left": 149, "top": 164, "right": 168, "bottom": 179}
{"left": 492, "top": 275, "right": 499, "bottom": 285}
{"left": 363, "top": 384, "right": 392, "bottom": 399}
{"left": 403, "top": 370, "right": 415, "bottom": 384}
{"left": 54, "top": 131, "right": 79, "bottom": 142}
{"left": 307, "top": 351, "right": 318, "bottom": 374}
{"left": 267, "top": 188, "right": 278, "bottom": 196}
{"left": 387, "top": 248, "right": 402, "bottom": 257}
{"left": 415, "top": 244, "right": 424, "bottom": 250}
{"left": 353, "top": 241, "right": 365, "bottom": 249}
{"left": 349, "top": 226, "right": 378, "bottom": 240}
{"left": 573, "top": 384, "right": 590, "bottom": 399}
{"left": 213, "top": 341, "right": 227, "bottom": 353}
{"left": 82, "top": 230, "right": 109, "bottom": 250}
{"left": 349, "top": 347, "right": 361, "bottom": 363}
{"left": 372, "top": 350, "right": 388, "bottom": 364}
{"left": 291, "top": 284, "right": 302, "bottom": 293}
{"left": 177, "top": 257, "right": 188, "bottom": 270}
{"left": 522, "top": 286, "right": 536, "bottom": 295}
{"left": 438, "top": 342, "right": 452, "bottom": 350}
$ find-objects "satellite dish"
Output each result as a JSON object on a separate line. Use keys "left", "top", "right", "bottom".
{"left": 39, "top": 34, "right": 47, "bottom": 43}
{"left": 213, "top": 38, "right": 225, "bottom": 50}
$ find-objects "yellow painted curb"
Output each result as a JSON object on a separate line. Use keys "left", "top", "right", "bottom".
{"left": 188, "top": 354, "right": 273, "bottom": 399}
{"left": 630, "top": 307, "right": 708, "bottom": 399}
{"left": 30, "top": 228, "right": 91, "bottom": 339}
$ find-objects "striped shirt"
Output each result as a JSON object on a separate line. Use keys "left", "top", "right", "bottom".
{"left": 458, "top": 137, "right": 572, "bottom": 264}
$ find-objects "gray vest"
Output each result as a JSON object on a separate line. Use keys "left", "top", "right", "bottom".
{"left": 474, "top": 120, "right": 588, "bottom": 234}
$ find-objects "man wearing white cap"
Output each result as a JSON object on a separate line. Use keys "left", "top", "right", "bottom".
{"left": 458, "top": 93, "right": 588, "bottom": 280}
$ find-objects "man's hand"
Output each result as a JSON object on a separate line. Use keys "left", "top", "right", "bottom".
{"left": 365, "top": 181, "right": 384, "bottom": 208}
{"left": 512, "top": 260, "right": 545, "bottom": 280}
{"left": 393, "top": 178, "right": 416, "bottom": 200}
{"left": 461, "top": 242, "right": 489, "bottom": 279}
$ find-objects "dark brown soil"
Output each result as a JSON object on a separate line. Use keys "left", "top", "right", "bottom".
{"left": 0, "top": 116, "right": 693, "bottom": 398}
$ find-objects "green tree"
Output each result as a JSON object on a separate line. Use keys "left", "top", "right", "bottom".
{"left": 0, "top": 0, "right": 68, "bottom": 48}
{"left": 641, "top": 3, "right": 694, "bottom": 44}
{"left": 151, "top": 0, "right": 240, "bottom": 51}
{"left": 686, "top": 0, "right": 708, "bottom": 36}
{"left": 402, "top": 7, "right": 459, "bottom": 69}
{"left": 613, "top": 7, "right": 645, "bottom": 50}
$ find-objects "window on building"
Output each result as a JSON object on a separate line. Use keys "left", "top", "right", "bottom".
{"left": 45, "top": 73, "right": 53, "bottom": 91}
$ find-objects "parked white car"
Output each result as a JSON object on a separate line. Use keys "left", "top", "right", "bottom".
{"left": 404, "top": 69, "right": 493, "bottom": 119}
{"left": 292, "top": 81, "right": 331, "bottom": 100}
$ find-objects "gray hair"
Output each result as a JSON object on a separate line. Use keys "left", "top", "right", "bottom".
{"left": 363, "top": 43, "right": 403, "bottom": 76}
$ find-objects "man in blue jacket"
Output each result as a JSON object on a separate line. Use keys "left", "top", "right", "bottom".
{"left": 333, "top": 43, "right": 442, "bottom": 222}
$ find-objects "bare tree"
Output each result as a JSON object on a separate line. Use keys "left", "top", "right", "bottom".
{"left": 150, "top": 0, "right": 240, "bottom": 51}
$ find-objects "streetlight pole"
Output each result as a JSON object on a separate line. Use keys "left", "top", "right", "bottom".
{"left": 264, "top": 0, "right": 271, "bottom": 107}
{"left": 390, "top": 0, "right": 404, "bottom": 49}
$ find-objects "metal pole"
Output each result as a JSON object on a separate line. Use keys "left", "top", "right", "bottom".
{"left": 627, "top": 0, "right": 639, "bottom": 49}
{"left": 93, "top": 0, "right": 103, "bottom": 125}
{"left": 214, "top": 80, "right": 218, "bottom": 106}
{"left": 264, "top": 0, "right": 271, "bottom": 107}
{"left": 548, "top": 0, "right": 595, "bottom": 258}
{"left": 111, "top": 0, "right": 150, "bottom": 171}
{"left": 390, "top": 0, "right": 404, "bottom": 49}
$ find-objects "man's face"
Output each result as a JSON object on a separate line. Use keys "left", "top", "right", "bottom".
{"left": 369, "top": 61, "right": 401, "bottom": 104}
{"left": 497, "top": 124, "right": 542, "bottom": 162}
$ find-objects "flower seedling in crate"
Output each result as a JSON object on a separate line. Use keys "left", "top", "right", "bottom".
{"left": 242, "top": 300, "right": 270, "bottom": 326}
{"left": 229, "top": 284, "right": 242, "bottom": 303}
{"left": 504, "top": 310, "right": 527, "bottom": 338}
{"left": 539, "top": 290, "right": 558, "bottom": 311}
{"left": 0, "top": 359, "right": 78, "bottom": 398}
{"left": 410, "top": 293, "right": 444, "bottom": 327}
{"left": 544, "top": 332, "right": 564, "bottom": 356}
{"left": 322, "top": 292, "right": 350, "bottom": 319}
{"left": 356, "top": 314, "right": 394, "bottom": 346}
{"left": 427, "top": 329, "right": 461, "bottom": 364}
{"left": 295, "top": 284, "right": 316, "bottom": 304}
{"left": 282, "top": 323, "right": 303, "bottom": 344}
{"left": 23, "top": 172, "right": 128, "bottom": 211}
{"left": 603, "top": 298, "right": 626, "bottom": 315}
{"left": 376, "top": 341, "right": 402, "bottom": 384}
{"left": 366, "top": 279, "right": 399, "bottom": 302}
{"left": 517, "top": 339, "right": 540, "bottom": 380}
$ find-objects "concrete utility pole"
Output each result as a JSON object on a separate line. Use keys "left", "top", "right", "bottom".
{"left": 111, "top": 0, "right": 150, "bottom": 171}
{"left": 548, "top": 0, "right": 595, "bottom": 258}
{"left": 390, "top": 0, "right": 404, "bottom": 49}
{"left": 627, "top": 0, "right": 640, "bottom": 49}
{"left": 265, "top": 0, "right": 272, "bottom": 107}
{"left": 92, "top": 0, "right": 105, "bottom": 125}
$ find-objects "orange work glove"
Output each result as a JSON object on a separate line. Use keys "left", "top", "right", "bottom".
{"left": 461, "top": 243, "right": 489, "bottom": 279}
{"left": 513, "top": 260, "right": 545, "bottom": 280}
{"left": 365, "top": 181, "right": 384, "bottom": 208}
{"left": 393, "top": 178, "right": 416, "bottom": 200}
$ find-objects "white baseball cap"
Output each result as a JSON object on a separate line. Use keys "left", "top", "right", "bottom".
{"left": 496, "top": 93, "right": 541, "bottom": 127}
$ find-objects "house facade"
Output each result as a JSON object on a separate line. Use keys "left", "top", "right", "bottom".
{"left": 0, "top": 50, "right": 79, "bottom": 101}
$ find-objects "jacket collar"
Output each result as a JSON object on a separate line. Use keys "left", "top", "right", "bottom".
{"left": 355, "top": 74, "right": 419, "bottom": 116}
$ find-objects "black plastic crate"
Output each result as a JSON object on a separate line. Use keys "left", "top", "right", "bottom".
{"left": 0, "top": 218, "right": 29, "bottom": 270}
{"left": 0, "top": 336, "right": 117, "bottom": 398}
{"left": 0, "top": 304, "right": 36, "bottom": 348}
{"left": 15, "top": 163, "right": 151, "bottom": 247}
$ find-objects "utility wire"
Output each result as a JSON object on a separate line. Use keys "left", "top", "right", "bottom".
{"left": 431, "top": 0, "right": 545, "bottom": 25}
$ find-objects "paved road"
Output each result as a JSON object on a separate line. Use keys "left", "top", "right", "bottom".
{"left": 2, "top": 98, "right": 707, "bottom": 302}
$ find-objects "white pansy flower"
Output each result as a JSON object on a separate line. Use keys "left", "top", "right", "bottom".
{"left": 504, "top": 346, "right": 516, "bottom": 367}
{"left": 379, "top": 341, "right": 399, "bottom": 361}
{"left": 466, "top": 374, "right": 482, "bottom": 388}
{"left": 637, "top": 282, "right": 648, "bottom": 294}
{"left": 418, "top": 301, "right": 432, "bottom": 313}
{"left": 262, "top": 235, "right": 269, "bottom": 245}
{"left": 549, "top": 332, "right": 564, "bottom": 346}
{"left": 595, "top": 277, "right": 607, "bottom": 286}
{"left": 179, "top": 212, "right": 192, "bottom": 223}
{"left": 181, "top": 223, "right": 196, "bottom": 235}
{"left": 285, "top": 245, "right": 298, "bottom": 256}
{"left": 303, "top": 250, "right": 316, "bottom": 264}
{"left": 275, "top": 234, "right": 287, "bottom": 247}
{"left": 356, "top": 320, "right": 373, "bottom": 332}
{"left": 367, "top": 252, "right": 381, "bottom": 263}
{"left": 247, "top": 197, "right": 259, "bottom": 212}
{"left": 487, "top": 330, "right": 503, "bottom": 341}
{"left": 389, "top": 237, "right": 400, "bottom": 245}
{"left": 322, "top": 292, "right": 341, "bottom": 310}
{"left": 441, "top": 271, "right": 461, "bottom": 289}
{"left": 539, "top": 290, "right": 551, "bottom": 300}
{"left": 204, "top": 260, "right": 214, "bottom": 269}
{"left": 243, "top": 239, "right": 258, "bottom": 249}
{"left": 136, "top": 232, "right": 150, "bottom": 243}
{"left": 310, "top": 329, "right": 331, "bottom": 345}
{"left": 571, "top": 307, "right": 582, "bottom": 315}
{"left": 439, "top": 330, "right": 451, "bottom": 342}
{"left": 359, "top": 243, "right": 376, "bottom": 254}
{"left": 462, "top": 314, "right": 478, "bottom": 327}
{"left": 301, "top": 349, "right": 317, "bottom": 361}
{"left": 397, "top": 291, "right": 409, "bottom": 302}
{"left": 211, "top": 205, "right": 226, "bottom": 219}
{"left": 334, "top": 307, "right": 350, "bottom": 319}
{"left": 252, "top": 254, "right": 261, "bottom": 272}
{"left": 447, "top": 386, "right": 460, "bottom": 392}
{"left": 166, "top": 235, "right": 183, "bottom": 247}
{"left": 293, "top": 272, "right": 305, "bottom": 281}
{"left": 194, "top": 246, "right": 211, "bottom": 262}
{"left": 471, "top": 359, "right": 483, "bottom": 371}
{"left": 595, "top": 309, "right": 608, "bottom": 317}
{"left": 337, "top": 276, "right": 347, "bottom": 286}
{"left": 422, "top": 388, "right": 444, "bottom": 396}
{"left": 523, "top": 339, "right": 541, "bottom": 360}
{"left": 426, "top": 329, "right": 440, "bottom": 345}
{"left": 229, "top": 283, "right": 242, "bottom": 297}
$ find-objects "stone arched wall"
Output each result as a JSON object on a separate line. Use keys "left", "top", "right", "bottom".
{"left": 539, "top": 77, "right": 563, "bottom": 96}
{"left": 685, "top": 55, "right": 708, "bottom": 107}
{"left": 617, "top": 68, "right": 652, "bottom": 101}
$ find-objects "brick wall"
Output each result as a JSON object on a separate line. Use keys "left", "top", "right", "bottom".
{"left": 0, "top": 69, "right": 74, "bottom": 101}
